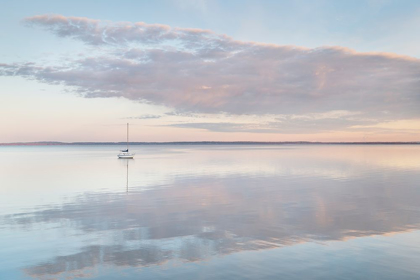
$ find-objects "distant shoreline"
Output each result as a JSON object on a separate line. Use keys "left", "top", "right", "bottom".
{"left": 1, "top": 141, "right": 419, "bottom": 146}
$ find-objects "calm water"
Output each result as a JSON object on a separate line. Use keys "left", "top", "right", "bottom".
{"left": 1, "top": 145, "right": 420, "bottom": 280}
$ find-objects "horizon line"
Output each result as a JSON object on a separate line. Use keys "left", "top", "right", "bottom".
{"left": 1, "top": 141, "right": 420, "bottom": 146}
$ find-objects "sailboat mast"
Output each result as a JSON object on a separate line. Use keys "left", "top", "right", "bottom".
{"left": 127, "top": 123, "right": 129, "bottom": 151}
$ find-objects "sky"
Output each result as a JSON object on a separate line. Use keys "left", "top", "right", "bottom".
{"left": 1, "top": 0, "right": 420, "bottom": 142}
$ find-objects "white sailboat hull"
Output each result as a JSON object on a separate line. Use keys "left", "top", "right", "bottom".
{"left": 118, "top": 153, "right": 135, "bottom": 159}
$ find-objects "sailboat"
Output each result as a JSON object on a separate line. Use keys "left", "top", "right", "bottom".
{"left": 118, "top": 123, "right": 135, "bottom": 159}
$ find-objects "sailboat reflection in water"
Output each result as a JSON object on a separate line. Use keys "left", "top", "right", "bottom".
{"left": 125, "top": 159, "right": 129, "bottom": 192}
{"left": 118, "top": 123, "right": 135, "bottom": 159}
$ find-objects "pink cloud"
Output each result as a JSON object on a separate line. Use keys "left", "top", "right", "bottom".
{"left": 1, "top": 14, "right": 420, "bottom": 133}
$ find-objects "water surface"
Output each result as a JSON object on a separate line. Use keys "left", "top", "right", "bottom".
{"left": 1, "top": 145, "right": 420, "bottom": 279}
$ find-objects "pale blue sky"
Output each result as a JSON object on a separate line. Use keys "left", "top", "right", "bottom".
{"left": 2, "top": 0, "right": 420, "bottom": 58}
{"left": 1, "top": 0, "right": 420, "bottom": 142}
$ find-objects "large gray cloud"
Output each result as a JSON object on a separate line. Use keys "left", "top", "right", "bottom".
{"left": 2, "top": 14, "right": 420, "bottom": 121}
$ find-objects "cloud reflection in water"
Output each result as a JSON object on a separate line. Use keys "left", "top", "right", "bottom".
{"left": 1, "top": 145, "right": 420, "bottom": 279}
